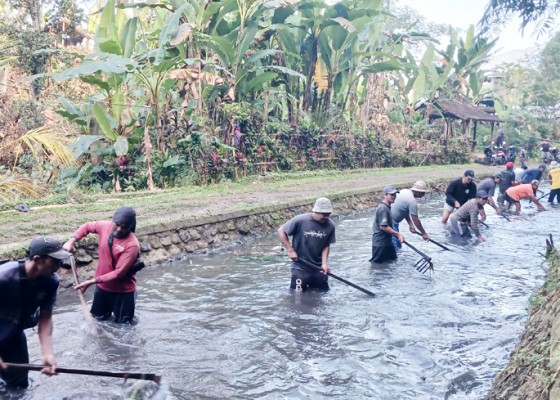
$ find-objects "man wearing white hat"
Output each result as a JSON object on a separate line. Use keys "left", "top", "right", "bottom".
{"left": 547, "top": 161, "right": 560, "bottom": 203}
{"left": 278, "top": 197, "right": 336, "bottom": 291}
{"left": 390, "top": 181, "right": 430, "bottom": 249}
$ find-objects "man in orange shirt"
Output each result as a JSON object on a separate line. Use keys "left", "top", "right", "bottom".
{"left": 504, "top": 180, "right": 546, "bottom": 214}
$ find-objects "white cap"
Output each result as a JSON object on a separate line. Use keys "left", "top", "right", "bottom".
{"left": 312, "top": 197, "right": 333, "bottom": 213}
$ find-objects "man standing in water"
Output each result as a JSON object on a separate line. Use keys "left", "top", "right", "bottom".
{"left": 497, "top": 162, "right": 517, "bottom": 209}
{"left": 441, "top": 170, "right": 477, "bottom": 223}
{"left": 476, "top": 173, "right": 502, "bottom": 215}
{"left": 278, "top": 197, "right": 336, "bottom": 291}
{"left": 504, "top": 180, "right": 546, "bottom": 214}
{"left": 391, "top": 181, "right": 430, "bottom": 249}
{"left": 370, "top": 186, "right": 404, "bottom": 263}
{"left": 0, "top": 237, "right": 70, "bottom": 387}
{"left": 448, "top": 190, "right": 488, "bottom": 243}
{"left": 63, "top": 206, "right": 141, "bottom": 323}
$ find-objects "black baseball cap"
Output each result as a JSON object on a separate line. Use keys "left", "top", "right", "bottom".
{"left": 28, "top": 237, "right": 71, "bottom": 260}
{"left": 464, "top": 170, "right": 475, "bottom": 179}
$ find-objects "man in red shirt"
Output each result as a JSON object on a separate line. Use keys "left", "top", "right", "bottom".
{"left": 63, "top": 206, "right": 140, "bottom": 323}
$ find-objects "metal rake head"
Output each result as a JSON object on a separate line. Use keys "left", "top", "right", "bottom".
{"left": 414, "top": 257, "right": 434, "bottom": 274}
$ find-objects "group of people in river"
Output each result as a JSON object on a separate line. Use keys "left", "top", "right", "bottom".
{"left": 278, "top": 160, "right": 560, "bottom": 292}
{"left": 0, "top": 206, "right": 140, "bottom": 388}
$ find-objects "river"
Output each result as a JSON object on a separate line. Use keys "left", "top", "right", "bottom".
{"left": 5, "top": 188, "right": 560, "bottom": 399}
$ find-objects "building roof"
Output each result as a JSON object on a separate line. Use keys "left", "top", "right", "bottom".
{"left": 428, "top": 99, "right": 501, "bottom": 123}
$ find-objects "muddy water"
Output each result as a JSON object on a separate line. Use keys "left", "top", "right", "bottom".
{"left": 8, "top": 188, "right": 560, "bottom": 399}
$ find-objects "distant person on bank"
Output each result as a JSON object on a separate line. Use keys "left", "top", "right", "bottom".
{"left": 63, "top": 206, "right": 141, "bottom": 324}
{"left": 477, "top": 173, "right": 502, "bottom": 215}
{"left": 504, "top": 180, "right": 546, "bottom": 214}
{"left": 370, "top": 186, "right": 404, "bottom": 263}
{"left": 521, "top": 163, "right": 547, "bottom": 184}
{"left": 547, "top": 161, "right": 560, "bottom": 204}
{"left": 277, "top": 197, "right": 336, "bottom": 291}
{"left": 449, "top": 190, "right": 489, "bottom": 243}
{"left": 390, "top": 181, "right": 430, "bottom": 249}
{"left": 441, "top": 170, "right": 477, "bottom": 224}
{"left": 0, "top": 237, "right": 70, "bottom": 387}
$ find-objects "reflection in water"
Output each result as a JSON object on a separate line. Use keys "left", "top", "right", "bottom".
{"left": 8, "top": 185, "right": 560, "bottom": 399}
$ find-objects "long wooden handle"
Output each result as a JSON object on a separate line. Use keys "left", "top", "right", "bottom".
{"left": 296, "top": 258, "right": 376, "bottom": 297}
{"left": 414, "top": 232, "right": 451, "bottom": 251}
{"left": 4, "top": 363, "right": 161, "bottom": 383}
{"left": 69, "top": 256, "right": 95, "bottom": 325}
{"left": 403, "top": 241, "right": 431, "bottom": 260}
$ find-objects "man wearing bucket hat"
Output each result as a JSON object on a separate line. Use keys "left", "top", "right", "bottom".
{"left": 63, "top": 206, "right": 141, "bottom": 323}
{"left": 448, "top": 190, "right": 488, "bottom": 243}
{"left": 547, "top": 161, "right": 560, "bottom": 203}
{"left": 441, "top": 170, "right": 477, "bottom": 224}
{"left": 370, "top": 186, "right": 404, "bottom": 263}
{"left": 0, "top": 236, "right": 70, "bottom": 387}
{"left": 278, "top": 197, "right": 336, "bottom": 291}
{"left": 390, "top": 181, "right": 430, "bottom": 249}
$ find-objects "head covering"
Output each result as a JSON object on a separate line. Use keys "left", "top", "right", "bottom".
{"left": 112, "top": 206, "right": 137, "bottom": 232}
{"left": 28, "top": 236, "right": 71, "bottom": 260}
{"left": 550, "top": 161, "right": 559, "bottom": 169}
{"left": 531, "top": 179, "right": 539, "bottom": 185}
{"left": 383, "top": 186, "right": 399, "bottom": 195}
{"left": 476, "top": 190, "right": 488, "bottom": 199}
{"left": 464, "top": 170, "right": 475, "bottom": 179}
{"left": 539, "top": 163, "right": 547, "bottom": 170}
{"left": 493, "top": 173, "right": 503, "bottom": 180}
{"left": 411, "top": 181, "right": 429, "bottom": 192}
{"left": 506, "top": 161, "right": 514, "bottom": 169}
{"left": 312, "top": 197, "right": 333, "bottom": 213}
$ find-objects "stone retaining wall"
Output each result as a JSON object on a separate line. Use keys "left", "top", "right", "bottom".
{"left": 70, "top": 187, "right": 388, "bottom": 273}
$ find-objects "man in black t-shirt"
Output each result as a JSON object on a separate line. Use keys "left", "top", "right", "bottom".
{"left": 441, "top": 170, "right": 477, "bottom": 223}
{"left": 278, "top": 197, "right": 336, "bottom": 291}
{"left": 497, "top": 162, "right": 517, "bottom": 209}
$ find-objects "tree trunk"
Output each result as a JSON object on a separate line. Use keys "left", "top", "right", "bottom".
{"left": 302, "top": 37, "right": 318, "bottom": 112}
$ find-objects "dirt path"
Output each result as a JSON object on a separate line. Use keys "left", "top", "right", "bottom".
{"left": 2, "top": 163, "right": 499, "bottom": 255}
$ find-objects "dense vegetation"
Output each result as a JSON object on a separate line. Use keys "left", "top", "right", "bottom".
{"left": 0, "top": 0, "right": 558, "bottom": 199}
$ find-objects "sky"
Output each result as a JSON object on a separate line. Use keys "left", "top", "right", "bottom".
{"left": 399, "top": 0, "right": 544, "bottom": 54}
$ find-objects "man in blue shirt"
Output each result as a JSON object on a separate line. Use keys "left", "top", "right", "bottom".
{"left": 0, "top": 237, "right": 69, "bottom": 387}
{"left": 370, "top": 186, "right": 404, "bottom": 263}
{"left": 521, "top": 163, "right": 547, "bottom": 184}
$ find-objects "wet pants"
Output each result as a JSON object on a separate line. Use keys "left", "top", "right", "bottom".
{"left": 91, "top": 286, "right": 136, "bottom": 323}
{"left": 0, "top": 331, "right": 29, "bottom": 387}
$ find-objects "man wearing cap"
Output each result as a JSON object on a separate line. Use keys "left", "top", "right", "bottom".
{"left": 504, "top": 180, "right": 546, "bottom": 214}
{"left": 63, "top": 206, "right": 140, "bottom": 323}
{"left": 547, "top": 161, "right": 560, "bottom": 203}
{"left": 441, "top": 170, "right": 477, "bottom": 224}
{"left": 278, "top": 197, "right": 336, "bottom": 291}
{"left": 370, "top": 186, "right": 404, "bottom": 263}
{"left": 448, "top": 191, "right": 488, "bottom": 243}
{"left": 497, "top": 162, "right": 517, "bottom": 209}
{"left": 477, "top": 174, "right": 502, "bottom": 215}
{"left": 0, "top": 237, "right": 70, "bottom": 387}
{"left": 390, "top": 181, "right": 430, "bottom": 249}
{"left": 521, "top": 163, "right": 547, "bottom": 184}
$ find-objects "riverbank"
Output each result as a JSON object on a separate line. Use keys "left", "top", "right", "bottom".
{"left": 487, "top": 237, "right": 560, "bottom": 399}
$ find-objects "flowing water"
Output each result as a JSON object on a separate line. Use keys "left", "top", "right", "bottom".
{"left": 5, "top": 187, "right": 560, "bottom": 399}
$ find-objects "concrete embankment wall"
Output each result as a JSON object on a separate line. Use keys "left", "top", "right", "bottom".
{"left": 487, "top": 244, "right": 560, "bottom": 399}
{"left": 66, "top": 187, "right": 388, "bottom": 284}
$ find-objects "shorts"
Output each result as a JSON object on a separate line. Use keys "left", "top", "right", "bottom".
{"left": 503, "top": 193, "right": 519, "bottom": 206}
{"left": 91, "top": 286, "right": 136, "bottom": 323}
{"left": 443, "top": 203, "right": 455, "bottom": 213}
{"left": 0, "top": 331, "right": 29, "bottom": 387}
{"left": 370, "top": 245, "right": 397, "bottom": 263}
{"left": 541, "top": 151, "right": 551, "bottom": 160}
{"left": 290, "top": 268, "right": 329, "bottom": 291}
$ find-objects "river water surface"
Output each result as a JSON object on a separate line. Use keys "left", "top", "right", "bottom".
{"left": 6, "top": 189, "right": 560, "bottom": 399}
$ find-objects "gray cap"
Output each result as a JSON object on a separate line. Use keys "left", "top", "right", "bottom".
{"left": 312, "top": 197, "right": 333, "bottom": 213}
{"left": 531, "top": 179, "right": 539, "bottom": 185}
{"left": 476, "top": 190, "right": 488, "bottom": 198}
{"left": 28, "top": 236, "right": 71, "bottom": 260}
{"left": 383, "top": 186, "right": 399, "bottom": 195}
